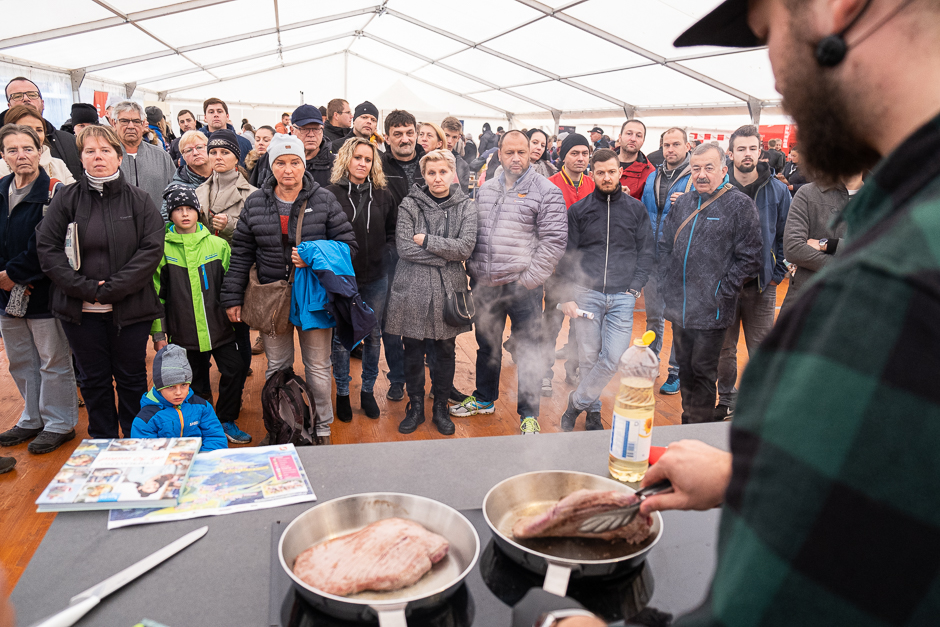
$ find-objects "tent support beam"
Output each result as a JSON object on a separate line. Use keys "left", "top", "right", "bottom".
{"left": 748, "top": 98, "right": 762, "bottom": 125}
{"left": 551, "top": 111, "right": 561, "bottom": 133}
{"left": 161, "top": 51, "right": 345, "bottom": 95}
{"left": 70, "top": 69, "right": 85, "bottom": 102}
{"left": 124, "top": 82, "right": 136, "bottom": 99}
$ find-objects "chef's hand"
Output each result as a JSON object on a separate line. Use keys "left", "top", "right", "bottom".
{"left": 413, "top": 233, "right": 426, "bottom": 246}
{"left": 212, "top": 213, "right": 228, "bottom": 231}
{"left": 227, "top": 306, "right": 241, "bottom": 323}
{"left": 292, "top": 247, "right": 308, "bottom": 268}
{"left": 0, "top": 271, "right": 12, "bottom": 292}
{"left": 639, "top": 439, "right": 731, "bottom": 515}
{"left": 560, "top": 301, "right": 579, "bottom": 318}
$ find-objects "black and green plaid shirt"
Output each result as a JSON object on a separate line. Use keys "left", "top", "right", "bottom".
{"left": 678, "top": 113, "right": 940, "bottom": 626}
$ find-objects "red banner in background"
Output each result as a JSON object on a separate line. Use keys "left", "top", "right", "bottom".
{"left": 93, "top": 91, "right": 109, "bottom": 118}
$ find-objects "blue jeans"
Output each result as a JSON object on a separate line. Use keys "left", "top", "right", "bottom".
{"left": 571, "top": 289, "right": 638, "bottom": 412}
{"left": 642, "top": 268, "right": 679, "bottom": 376}
{"left": 331, "top": 277, "right": 387, "bottom": 395}
{"left": 472, "top": 281, "right": 544, "bottom": 418}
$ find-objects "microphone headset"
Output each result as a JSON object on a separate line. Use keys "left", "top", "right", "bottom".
{"left": 815, "top": 0, "right": 916, "bottom": 67}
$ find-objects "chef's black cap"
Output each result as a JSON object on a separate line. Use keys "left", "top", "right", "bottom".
{"left": 674, "top": 0, "right": 762, "bottom": 49}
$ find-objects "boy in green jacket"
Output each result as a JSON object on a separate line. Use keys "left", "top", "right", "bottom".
{"left": 153, "top": 184, "right": 251, "bottom": 443}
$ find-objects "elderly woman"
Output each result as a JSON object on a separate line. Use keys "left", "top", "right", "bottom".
{"left": 325, "top": 138, "right": 396, "bottom": 422}
{"left": 0, "top": 105, "right": 75, "bottom": 184}
{"left": 385, "top": 149, "right": 477, "bottom": 436}
{"left": 247, "top": 125, "right": 276, "bottom": 187}
{"left": 160, "top": 130, "right": 211, "bottom": 219}
{"left": 221, "top": 134, "right": 357, "bottom": 444}
{"left": 0, "top": 124, "right": 78, "bottom": 454}
{"left": 36, "top": 125, "right": 165, "bottom": 439}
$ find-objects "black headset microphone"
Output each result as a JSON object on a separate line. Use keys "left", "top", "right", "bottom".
{"left": 814, "top": 0, "right": 915, "bottom": 67}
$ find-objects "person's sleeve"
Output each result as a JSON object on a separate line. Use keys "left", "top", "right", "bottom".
{"left": 782, "top": 187, "right": 829, "bottom": 272}
{"left": 772, "top": 186, "right": 791, "bottom": 284}
{"left": 556, "top": 207, "right": 582, "bottom": 302}
{"left": 36, "top": 192, "right": 101, "bottom": 302}
{"left": 322, "top": 193, "right": 358, "bottom": 259}
{"left": 131, "top": 413, "right": 161, "bottom": 440}
{"left": 150, "top": 257, "right": 168, "bottom": 339}
{"left": 95, "top": 195, "right": 166, "bottom": 304}
{"left": 721, "top": 200, "right": 763, "bottom": 297}
{"left": 630, "top": 203, "right": 654, "bottom": 292}
{"left": 457, "top": 158, "right": 470, "bottom": 193}
{"left": 396, "top": 200, "right": 446, "bottom": 267}
{"left": 658, "top": 196, "right": 680, "bottom": 259}
{"left": 198, "top": 405, "right": 228, "bottom": 452}
{"left": 220, "top": 208, "right": 257, "bottom": 308}
{"left": 5, "top": 220, "right": 46, "bottom": 286}
{"left": 518, "top": 186, "right": 568, "bottom": 289}
{"left": 424, "top": 200, "right": 477, "bottom": 262}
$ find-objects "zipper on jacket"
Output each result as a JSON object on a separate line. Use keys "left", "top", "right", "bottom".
{"left": 603, "top": 194, "right": 610, "bottom": 292}
{"left": 715, "top": 280, "right": 722, "bottom": 321}
{"left": 175, "top": 406, "right": 184, "bottom": 436}
{"left": 681, "top": 198, "right": 702, "bottom": 327}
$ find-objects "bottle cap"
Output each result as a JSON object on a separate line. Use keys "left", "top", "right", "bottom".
{"left": 635, "top": 330, "right": 656, "bottom": 347}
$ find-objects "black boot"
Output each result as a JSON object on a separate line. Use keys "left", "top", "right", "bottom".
{"left": 585, "top": 411, "right": 604, "bottom": 431}
{"left": 360, "top": 391, "right": 380, "bottom": 419}
{"left": 398, "top": 396, "right": 426, "bottom": 434}
{"left": 560, "top": 392, "right": 582, "bottom": 432}
{"left": 336, "top": 395, "right": 352, "bottom": 422}
{"left": 432, "top": 399, "right": 455, "bottom": 436}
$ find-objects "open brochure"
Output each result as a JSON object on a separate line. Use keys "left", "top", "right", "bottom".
{"left": 108, "top": 444, "right": 316, "bottom": 529}
{"left": 36, "top": 438, "right": 200, "bottom": 512}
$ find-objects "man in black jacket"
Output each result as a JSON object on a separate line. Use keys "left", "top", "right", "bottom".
{"left": 2, "top": 77, "right": 82, "bottom": 179}
{"left": 323, "top": 99, "right": 352, "bottom": 151}
{"left": 658, "top": 143, "right": 762, "bottom": 424}
{"left": 558, "top": 149, "right": 653, "bottom": 431}
{"left": 291, "top": 104, "right": 335, "bottom": 188}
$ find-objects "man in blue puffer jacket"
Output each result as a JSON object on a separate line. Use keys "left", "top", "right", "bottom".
{"left": 640, "top": 128, "right": 693, "bottom": 395}
{"left": 658, "top": 144, "right": 761, "bottom": 425}
{"left": 715, "top": 126, "right": 791, "bottom": 420}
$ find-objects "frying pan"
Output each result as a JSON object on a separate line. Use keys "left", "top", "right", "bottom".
{"left": 278, "top": 492, "right": 480, "bottom": 627}
{"left": 483, "top": 471, "right": 663, "bottom": 597}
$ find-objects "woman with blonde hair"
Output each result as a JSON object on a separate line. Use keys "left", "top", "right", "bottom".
{"left": 417, "top": 122, "right": 446, "bottom": 154}
{"left": 325, "top": 137, "right": 397, "bottom": 422}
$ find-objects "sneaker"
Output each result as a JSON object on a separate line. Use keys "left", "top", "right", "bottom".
{"left": 714, "top": 405, "right": 733, "bottom": 421}
{"left": 386, "top": 381, "right": 405, "bottom": 401}
{"left": 222, "top": 421, "right": 252, "bottom": 443}
{"left": 659, "top": 373, "right": 680, "bottom": 395}
{"left": 0, "top": 425, "right": 42, "bottom": 447}
{"left": 560, "top": 393, "right": 581, "bottom": 432}
{"left": 520, "top": 417, "right": 541, "bottom": 435}
{"left": 585, "top": 411, "right": 604, "bottom": 431}
{"left": 251, "top": 335, "right": 265, "bottom": 355}
{"left": 27, "top": 430, "right": 75, "bottom": 454}
{"left": 449, "top": 396, "right": 496, "bottom": 417}
{"left": 336, "top": 395, "right": 353, "bottom": 422}
{"left": 0, "top": 456, "right": 15, "bottom": 474}
{"left": 541, "top": 377, "right": 554, "bottom": 397}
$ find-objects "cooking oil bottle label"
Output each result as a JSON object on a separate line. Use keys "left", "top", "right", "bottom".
{"left": 609, "top": 410, "right": 652, "bottom": 462}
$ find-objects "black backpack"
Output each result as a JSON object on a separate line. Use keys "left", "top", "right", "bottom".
{"left": 260, "top": 367, "right": 321, "bottom": 446}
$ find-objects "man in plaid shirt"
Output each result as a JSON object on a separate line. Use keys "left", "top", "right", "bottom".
{"left": 637, "top": 0, "right": 940, "bottom": 625}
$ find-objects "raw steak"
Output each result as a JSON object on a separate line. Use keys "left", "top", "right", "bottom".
{"left": 293, "top": 517, "right": 449, "bottom": 596}
{"left": 512, "top": 489, "right": 653, "bottom": 543}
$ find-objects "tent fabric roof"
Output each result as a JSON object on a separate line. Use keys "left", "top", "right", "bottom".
{"left": 0, "top": 0, "right": 782, "bottom": 122}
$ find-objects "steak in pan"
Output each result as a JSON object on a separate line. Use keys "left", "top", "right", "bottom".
{"left": 512, "top": 489, "right": 653, "bottom": 543}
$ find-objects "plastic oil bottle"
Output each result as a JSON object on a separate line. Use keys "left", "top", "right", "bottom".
{"left": 609, "top": 331, "right": 659, "bottom": 483}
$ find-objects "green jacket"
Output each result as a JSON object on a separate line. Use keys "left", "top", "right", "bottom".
{"left": 152, "top": 224, "right": 233, "bottom": 352}
{"left": 677, "top": 115, "right": 940, "bottom": 625}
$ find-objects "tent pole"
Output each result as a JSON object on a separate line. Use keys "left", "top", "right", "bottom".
{"left": 344, "top": 51, "right": 348, "bottom": 100}
{"left": 70, "top": 69, "right": 85, "bottom": 104}
{"left": 552, "top": 111, "right": 561, "bottom": 134}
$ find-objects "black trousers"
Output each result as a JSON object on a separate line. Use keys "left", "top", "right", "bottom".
{"left": 233, "top": 321, "right": 252, "bottom": 370}
{"left": 187, "top": 340, "right": 248, "bottom": 424}
{"left": 672, "top": 324, "right": 727, "bottom": 424}
{"left": 61, "top": 314, "right": 151, "bottom": 439}
{"left": 404, "top": 337, "right": 456, "bottom": 400}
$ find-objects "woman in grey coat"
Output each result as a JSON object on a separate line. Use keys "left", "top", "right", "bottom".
{"left": 385, "top": 149, "right": 477, "bottom": 436}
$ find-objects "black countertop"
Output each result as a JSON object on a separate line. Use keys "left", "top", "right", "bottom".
{"left": 11, "top": 423, "right": 730, "bottom": 626}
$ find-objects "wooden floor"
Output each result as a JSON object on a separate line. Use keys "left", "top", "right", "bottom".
{"left": 0, "top": 283, "right": 788, "bottom": 587}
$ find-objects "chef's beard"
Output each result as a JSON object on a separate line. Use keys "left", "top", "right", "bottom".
{"left": 779, "top": 11, "right": 881, "bottom": 185}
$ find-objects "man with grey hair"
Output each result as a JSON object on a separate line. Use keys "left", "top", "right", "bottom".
{"left": 657, "top": 142, "right": 761, "bottom": 424}
{"left": 114, "top": 101, "right": 174, "bottom": 221}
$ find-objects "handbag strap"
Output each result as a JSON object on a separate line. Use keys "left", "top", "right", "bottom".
{"left": 287, "top": 199, "right": 307, "bottom": 285}
{"left": 673, "top": 183, "right": 733, "bottom": 246}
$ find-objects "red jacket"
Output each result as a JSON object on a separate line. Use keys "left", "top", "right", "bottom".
{"left": 620, "top": 152, "right": 654, "bottom": 200}
{"left": 548, "top": 169, "right": 595, "bottom": 209}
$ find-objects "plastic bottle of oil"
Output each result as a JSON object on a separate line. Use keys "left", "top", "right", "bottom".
{"left": 609, "top": 331, "right": 659, "bottom": 483}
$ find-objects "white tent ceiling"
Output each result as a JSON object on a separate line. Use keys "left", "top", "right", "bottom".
{"left": 0, "top": 0, "right": 788, "bottom": 137}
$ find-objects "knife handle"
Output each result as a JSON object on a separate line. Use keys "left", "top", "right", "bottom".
{"left": 28, "top": 596, "right": 99, "bottom": 627}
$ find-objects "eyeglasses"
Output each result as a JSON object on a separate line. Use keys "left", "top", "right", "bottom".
{"left": 8, "top": 91, "right": 41, "bottom": 103}
{"left": 117, "top": 118, "right": 144, "bottom": 127}
{"left": 182, "top": 145, "right": 207, "bottom": 155}
{"left": 294, "top": 126, "right": 323, "bottom": 136}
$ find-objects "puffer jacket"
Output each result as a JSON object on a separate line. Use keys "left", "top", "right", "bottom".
{"left": 247, "top": 151, "right": 272, "bottom": 188}
{"left": 220, "top": 171, "right": 357, "bottom": 308}
{"left": 325, "top": 178, "right": 397, "bottom": 285}
{"left": 305, "top": 140, "right": 336, "bottom": 189}
{"left": 195, "top": 171, "right": 256, "bottom": 242}
{"left": 132, "top": 388, "right": 226, "bottom": 452}
{"left": 640, "top": 159, "right": 693, "bottom": 259}
{"left": 468, "top": 166, "right": 567, "bottom": 289}
{"left": 385, "top": 185, "right": 477, "bottom": 340}
{"left": 658, "top": 183, "right": 762, "bottom": 330}
{"left": 36, "top": 172, "right": 165, "bottom": 328}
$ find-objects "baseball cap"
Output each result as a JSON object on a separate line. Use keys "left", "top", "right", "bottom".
{"left": 291, "top": 104, "right": 323, "bottom": 128}
{"left": 674, "top": 0, "right": 761, "bottom": 49}
{"left": 589, "top": 126, "right": 604, "bottom": 135}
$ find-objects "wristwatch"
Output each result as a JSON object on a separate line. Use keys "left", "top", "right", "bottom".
{"left": 535, "top": 608, "right": 599, "bottom": 627}
{"left": 628, "top": 289, "right": 641, "bottom": 298}
{"left": 818, "top": 238, "right": 828, "bottom": 252}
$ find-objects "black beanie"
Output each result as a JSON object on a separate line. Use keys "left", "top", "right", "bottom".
{"left": 354, "top": 101, "right": 379, "bottom": 121}
{"left": 559, "top": 133, "right": 591, "bottom": 162}
{"left": 70, "top": 103, "right": 99, "bottom": 126}
{"left": 163, "top": 184, "right": 200, "bottom": 216}
{"left": 207, "top": 129, "right": 241, "bottom": 161}
{"left": 145, "top": 105, "right": 165, "bottom": 126}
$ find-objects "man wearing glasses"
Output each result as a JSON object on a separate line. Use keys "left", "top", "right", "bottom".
{"left": 1, "top": 77, "right": 82, "bottom": 179}
{"left": 114, "top": 100, "right": 175, "bottom": 220}
{"left": 291, "top": 104, "right": 335, "bottom": 188}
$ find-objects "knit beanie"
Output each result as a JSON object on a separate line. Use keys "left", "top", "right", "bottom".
{"left": 354, "top": 101, "right": 379, "bottom": 121}
{"left": 152, "top": 344, "right": 192, "bottom": 390}
{"left": 207, "top": 129, "right": 241, "bottom": 161}
{"left": 163, "top": 184, "right": 200, "bottom": 216}
{"left": 266, "top": 133, "right": 305, "bottom": 164}
{"left": 559, "top": 133, "right": 591, "bottom": 162}
{"left": 70, "top": 103, "right": 99, "bottom": 126}
{"left": 145, "top": 106, "right": 165, "bottom": 126}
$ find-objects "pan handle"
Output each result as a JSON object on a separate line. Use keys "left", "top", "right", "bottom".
{"left": 542, "top": 562, "right": 572, "bottom": 597}
{"left": 375, "top": 602, "right": 408, "bottom": 627}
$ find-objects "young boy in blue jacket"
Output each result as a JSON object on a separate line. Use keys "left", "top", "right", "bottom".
{"left": 131, "top": 344, "right": 227, "bottom": 451}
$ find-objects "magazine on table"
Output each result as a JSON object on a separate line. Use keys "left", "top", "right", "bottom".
{"left": 36, "top": 438, "right": 201, "bottom": 512}
{"left": 107, "top": 444, "right": 317, "bottom": 529}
